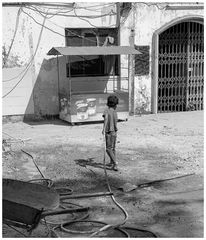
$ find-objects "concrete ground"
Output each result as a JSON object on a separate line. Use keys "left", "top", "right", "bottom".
{"left": 2, "top": 111, "right": 204, "bottom": 237}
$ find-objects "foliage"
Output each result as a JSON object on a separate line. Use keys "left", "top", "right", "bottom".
{"left": 135, "top": 85, "right": 150, "bottom": 116}
{"left": 2, "top": 45, "right": 24, "bottom": 68}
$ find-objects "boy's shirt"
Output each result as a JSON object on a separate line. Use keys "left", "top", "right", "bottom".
{"left": 103, "top": 107, "right": 118, "bottom": 133}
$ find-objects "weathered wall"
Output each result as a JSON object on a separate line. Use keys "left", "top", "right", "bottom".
{"left": 120, "top": 2, "right": 204, "bottom": 114}
{"left": 2, "top": 3, "right": 117, "bottom": 117}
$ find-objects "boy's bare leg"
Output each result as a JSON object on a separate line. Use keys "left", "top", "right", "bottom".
{"left": 106, "top": 133, "right": 118, "bottom": 171}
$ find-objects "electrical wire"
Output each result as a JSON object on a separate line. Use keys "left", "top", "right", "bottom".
{"left": 73, "top": 6, "right": 117, "bottom": 28}
{"left": 21, "top": 8, "right": 65, "bottom": 36}
{"left": 25, "top": 4, "right": 116, "bottom": 19}
{"left": 138, "top": 2, "right": 167, "bottom": 10}
{"left": 30, "top": 5, "right": 75, "bottom": 13}
{"left": 3, "top": 2, "right": 133, "bottom": 82}
{"left": 73, "top": 8, "right": 100, "bottom": 28}
{"left": 24, "top": 5, "right": 67, "bottom": 19}
{"left": 74, "top": 3, "right": 115, "bottom": 11}
{"left": 21, "top": 8, "right": 111, "bottom": 46}
{"left": 2, "top": 12, "right": 46, "bottom": 97}
{"left": 3, "top": 2, "right": 140, "bottom": 83}
{"left": 3, "top": 7, "right": 22, "bottom": 67}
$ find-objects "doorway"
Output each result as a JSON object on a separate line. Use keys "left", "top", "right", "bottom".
{"left": 157, "top": 21, "right": 204, "bottom": 112}
{"left": 152, "top": 18, "right": 204, "bottom": 113}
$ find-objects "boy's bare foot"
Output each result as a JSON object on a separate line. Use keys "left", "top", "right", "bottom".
{"left": 112, "top": 165, "right": 118, "bottom": 171}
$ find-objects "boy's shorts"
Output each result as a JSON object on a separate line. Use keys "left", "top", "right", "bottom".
{"left": 105, "top": 132, "right": 117, "bottom": 150}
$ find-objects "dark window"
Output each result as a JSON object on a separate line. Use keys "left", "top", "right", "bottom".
{"left": 135, "top": 45, "right": 150, "bottom": 75}
{"left": 65, "top": 28, "right": 119, "bottom": 77}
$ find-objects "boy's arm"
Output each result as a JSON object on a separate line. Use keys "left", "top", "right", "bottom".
{"left": 102, "top": 112, "right": 108, "bottom": 135}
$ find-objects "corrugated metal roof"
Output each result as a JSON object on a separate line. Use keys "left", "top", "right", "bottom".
{"left": 47, "top": 46, "right": 142, "bottom": 56}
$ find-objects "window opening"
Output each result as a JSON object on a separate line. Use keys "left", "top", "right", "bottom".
{"left": 65, "top": 28, "right": 119, "bottom": 77}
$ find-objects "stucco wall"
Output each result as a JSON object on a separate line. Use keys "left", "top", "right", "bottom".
{"left": 120, "top": 2, "right": 204, "bottom": 114}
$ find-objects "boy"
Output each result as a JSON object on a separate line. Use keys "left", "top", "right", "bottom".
{"left": 102, "top": 95, "right": 119, "bottom": 171}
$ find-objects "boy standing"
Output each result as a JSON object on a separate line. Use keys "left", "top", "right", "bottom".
{"left": 102, "top": 95, "right": 119, "bottom": 171}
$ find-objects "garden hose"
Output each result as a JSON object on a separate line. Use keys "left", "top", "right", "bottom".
{"left": 20, "top": 142, "right": 158, "bottom": 238}
{"left": 40, "top": 199, "right": 90, "bottom": 226}
{"left": 21, "top": 149, "right": 47, "bottom": 180}
{"left": 60, "top": 220, "right": 129, "bottom": 237}
{"left": 89, "top": 137, "right": 128, "bottom": 237}
{"left": 27, "top": 178, "right": 54, "bottom": 188}
{"left": 121, "top": 226, "right": 158, "bottom": 238}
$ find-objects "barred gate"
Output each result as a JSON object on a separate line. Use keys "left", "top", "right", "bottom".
{"left": 158, "top": 21, "right": 204, "bottom": 112}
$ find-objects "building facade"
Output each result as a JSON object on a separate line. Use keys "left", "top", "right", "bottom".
{"left": 2, "top": 2, "right": 204, "bottom": 119}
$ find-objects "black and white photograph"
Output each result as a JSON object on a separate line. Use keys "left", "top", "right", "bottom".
{"left": 2, "top": 1, "right": 204, "bottom": 238}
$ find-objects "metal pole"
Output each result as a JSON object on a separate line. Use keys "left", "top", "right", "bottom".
{"left": 129, "top": 3, "right": 135, "bottom": 115}
{"left": 128, "top": 53, "right": 135, "bottom": 115}
{"left": 68, "top": 57, "right": 71, "bottom": 102}
{"left": 41, "top": 207, "right": 89, "bottom": 218}
{"left": 57, "top": 56, "right": 60, "bottom": 112}
{"left": 60, "top": 191, "right": 113, "bottom": 200}
{"left": 151, "top": 34, "right": 159, "bottom": 114}
{"left": 116, "top": 2, "right": 121, "bottom": 91}
{"left": 68, "top": 56, "right": 72, "bottom": 122}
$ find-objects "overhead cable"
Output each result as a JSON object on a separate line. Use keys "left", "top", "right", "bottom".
{"left": 74, "top": 3, "right": 115, "bottom": 10}
{"left": 21, "top": 8, "right": 103, "bottom": 45}
{"left": 3, "top": 13, "right": 47, "bottom": 98}
{"left": 25, "top": 5, "right": 75, "bottom": 19}
{"left": 73, "top": 8, "right": 101, "bottom": 28}
{"left": 3, "top": 7, "right": 22, "bottom": 67}
{"left": 2, "top": 2, "right": 75, "bottom": 8}
{"left": 3, "top": 4, "right": 134, "bottom": 82}
{"left": 25, "top": 5, "right": 117, "bottom": 19}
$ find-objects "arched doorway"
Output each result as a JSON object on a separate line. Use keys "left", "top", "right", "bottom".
{"left": 152, "top": 17, "right": 204, "bottom": 113}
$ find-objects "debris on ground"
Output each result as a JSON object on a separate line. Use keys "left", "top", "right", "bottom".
{"left": 118, "top": 182, "right": 137, "bottom": 192}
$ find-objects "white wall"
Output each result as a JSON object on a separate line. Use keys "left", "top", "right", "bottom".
{"left": 2, "top": 3, "right": 117, "bottom": 117}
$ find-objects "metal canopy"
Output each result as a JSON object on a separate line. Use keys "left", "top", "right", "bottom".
{"left": 47, "top": 46, "right": 141, "bottom": 56}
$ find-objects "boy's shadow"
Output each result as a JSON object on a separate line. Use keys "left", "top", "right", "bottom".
{"left": 74, "top": 158, "right": 113, "bottom": 171}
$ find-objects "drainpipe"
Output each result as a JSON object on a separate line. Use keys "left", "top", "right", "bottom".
{"left": 129, "top": 3, "right": 135, "bottom": 116}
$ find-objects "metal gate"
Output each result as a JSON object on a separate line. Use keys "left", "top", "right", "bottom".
{"left": 158, "top": 21, "right": 204, "bottom": 112}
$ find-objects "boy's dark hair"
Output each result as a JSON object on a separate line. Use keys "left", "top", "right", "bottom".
{"left": 107, "top": 95, "right": 119, "bottom": 108}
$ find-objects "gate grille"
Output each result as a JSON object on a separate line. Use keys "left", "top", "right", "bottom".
{"left": 158, "top": 21, "right": 204, "bottom": 112}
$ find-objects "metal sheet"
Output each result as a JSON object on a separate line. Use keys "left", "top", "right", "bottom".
{"left": 47, "top": 46, "right": 142, "bottom": 56}
{"left": 3, "top": 179, "right": 59, "bottom": 211}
